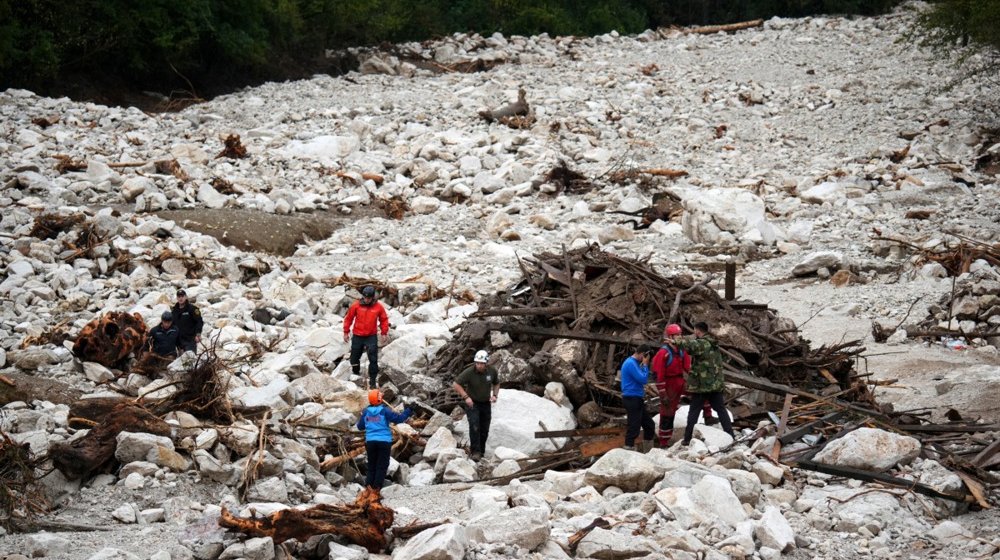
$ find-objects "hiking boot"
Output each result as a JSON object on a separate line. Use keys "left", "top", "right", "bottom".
{"left": 471, "top": 452, "right": 483, "bottom": 461}
{"left": 622, "top": 445, "right": 636, "bottom": 451}
{"left": 704, "top": 416, "right": 720, "bottom": 426}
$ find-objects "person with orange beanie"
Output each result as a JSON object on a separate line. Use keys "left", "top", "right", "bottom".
{"left": 356, "top": 389, "right": 411, "bottom": 489}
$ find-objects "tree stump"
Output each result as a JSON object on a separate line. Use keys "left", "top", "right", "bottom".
{"left": 219, "top": 487, "right": 394, "bottom": 552}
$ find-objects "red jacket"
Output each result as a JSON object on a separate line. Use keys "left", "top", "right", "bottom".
{"left": 652, "top": 344, "right": 691, "bottom": 382}
{"left": 343, "top": 301, "right": 389, "bottom": 336}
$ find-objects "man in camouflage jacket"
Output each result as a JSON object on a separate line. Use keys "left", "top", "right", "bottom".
{"left": 668, "top": 321, "right": 736, "bottom": 444}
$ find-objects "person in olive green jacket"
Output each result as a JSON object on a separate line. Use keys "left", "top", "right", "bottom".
{"left": 668, "top": 321, "right": 736, "bottom": 445}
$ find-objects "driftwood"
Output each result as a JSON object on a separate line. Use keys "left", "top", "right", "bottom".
{"left": 49, "top": 403, "right": 171, "bottom": 480}
{"left": 219, "top": 487, "right": 393, "bottom": 552}
{"left": 689, "top": 19, "right": 764, "bottom": 35}
{"left": 795, "top": 460, "right": 976, "bottom": 504}
{"left": 71, "top": 312, "right": 148, "bottom": 369}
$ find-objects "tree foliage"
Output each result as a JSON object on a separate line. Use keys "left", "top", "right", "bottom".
{"left": 0, "top": 0, "right": 902, "bottom": 97}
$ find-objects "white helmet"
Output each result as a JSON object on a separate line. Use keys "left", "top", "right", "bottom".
{"left": 474, "top": 350, "right": 489, "bottom": 363}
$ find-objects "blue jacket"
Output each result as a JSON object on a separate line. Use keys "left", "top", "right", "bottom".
{"left": 356, "top": 405, "right": 412, "bottom": 443}
{"left": 620, "top": 356, "right": 649, "bottom": 398}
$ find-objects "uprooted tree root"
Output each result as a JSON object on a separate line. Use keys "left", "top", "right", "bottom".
{"left": 220, "top": 486, "right": 394, "bottom": 552}
{"left": 217, "top": 134, "right": 249, "bottom": 159}
{"left": 29, "top": 212, "right": 85, "bottom": 240}
{"left": 49, "top": 403, "right": 171, "bottom": 480}
{"left": 545, "top": 160, "right": 594, "bottom": 193}
{"left": 0, "top": 430, "right": 49, "bottom": 532}
{"left": 71, "top": 312, "right": 148, "bottom": 369}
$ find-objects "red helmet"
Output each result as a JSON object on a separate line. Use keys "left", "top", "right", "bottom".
{"left": 664, "top": 324, "right": 682, "bottom": 336}
{"left": 368, "top": 389, "right": 383, "bottom": 406}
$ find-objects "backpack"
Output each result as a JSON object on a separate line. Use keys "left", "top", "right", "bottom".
{"left": 660, "top": 344, "right": 692, "bottom": 372}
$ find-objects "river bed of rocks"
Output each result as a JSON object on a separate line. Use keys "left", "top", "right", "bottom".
{"left": 2, "top": 5, "right": 1000, "bottom": 560}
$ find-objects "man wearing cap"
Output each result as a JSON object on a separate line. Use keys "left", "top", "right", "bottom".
{"left": 452, "top": 350, "right": 500, "bottom": 461}
{"left": 343, "top": 285, "right": 390, "bottom": 389}
{"left": 171, "top": 289, "right": 203, "bottom": 353}
{"left": 667, "top": 321, "right": 736, "bottom": 445}
{"left": 147, "top": 311, "right": 181, "bottom": 359}
{"left": 652, "top": 323, "right": 715, "bottom": 446}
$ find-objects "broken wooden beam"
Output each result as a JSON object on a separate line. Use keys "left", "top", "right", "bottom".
{"left": 219, "top": 487, "right": 394, "bottom": 552}
{"left": 795, "top": 459, "right": 976, "bottom": 504}
{"left": 779, "top": 412, "right": 846, "bottom": 445}
{"left": 689, "top": 19, "right": 764, "bottom": 35}
{"left": 724, "top": 261, "right": 736, "bottom": 301}
{"left": 534, "top": 427, "right": 623, "bottom": 439}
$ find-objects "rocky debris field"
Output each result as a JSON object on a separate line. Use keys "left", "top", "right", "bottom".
{"left": 2, "top": 5, "right": 1000, "bottom": 560}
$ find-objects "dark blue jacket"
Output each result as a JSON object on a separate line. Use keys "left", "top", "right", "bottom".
{"left": 147, "top": 324, "right": 180, "bottom": 357}
{"left": 356, "top": 405, "right": 412, "bottom": 443}
{"left": 620, "top": 356, "right": 649, "bottom": 398}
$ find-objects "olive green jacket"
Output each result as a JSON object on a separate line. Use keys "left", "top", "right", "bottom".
{"left": 673, "top": 335, "right": 726, "bottom": 393}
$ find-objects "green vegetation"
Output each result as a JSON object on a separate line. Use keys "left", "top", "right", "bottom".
{"left": 0, "top": 0, "right": 901, "bottom": 99}
{"left": 917, "top": 0, "right": 1000, "bottom": 51}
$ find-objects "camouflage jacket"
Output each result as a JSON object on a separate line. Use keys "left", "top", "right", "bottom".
{"left": 673, "top": 335, "right": 725, "bottom": 393}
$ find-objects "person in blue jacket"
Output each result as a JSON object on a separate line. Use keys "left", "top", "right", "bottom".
{"left": 621, "top": 344, "right": 656, "bottom": 451}
{"left": 356, "top": 389, "right": 412, "bottom": 490}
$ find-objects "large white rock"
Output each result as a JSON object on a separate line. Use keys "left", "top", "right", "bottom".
{"left": 680, "top": 187, "right": 777, "bottom": 244}
{"left": 115, "top": 432, "right": 173, "bottom": 464}
{"left": 466, "top": 506, "right": 550, "bottom": 551}
{"left": 575, "top": 527, "right": 657, "bottom": 559}
{"left": 442, "top": 458, "right": 477, "bottom": 483}
{"left": 584, "top": 449, "right": 665, "bottom": 492}
{"left": 654, "top": 474, "right": 747, "bottom": 529}
{"left": 755, "top": 506, "right": 796, "bottom": 552}
{"left": 799, "top": 181, "right": 846, "bottom": 204}
{"left": 392, "top": 523, "right": 468, "bottom": 560}
{"left": 27, "top": 532, "right": 72, "bottom": 557}
{"left": 453, "top": 389, "right": 575, "bottom": 456}
{"left": 423, "top": 427, "right": 457, "bottom": 461}
{"left": 792, "top": 251, "right": 845, "bottom": 276}
{"left": 294, "top": 326, "right": 349, "bottom": 366}
{"left": 813, "top": 427, "right": 920, "bottom": 472}
{"left": 283, "top": 135, "right": 360, "bottom": 160}
{"left": 544, "top": 470, "right": 586, "bottom": 496}
{"left": 197, "top": 182, "right": 228, "bottom": 209}
{"left": 411, "top": 196, "right": 441, "bottom": 214}
{"left": 229, "top": 377, "right": 292, "bottom": 408}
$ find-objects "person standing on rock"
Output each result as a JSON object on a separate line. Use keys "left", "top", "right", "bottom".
{"left": 452, "top": 350, "right": 499, "bottom": 461}
{"left": 171, "top": 289, "right": 203, "bottom": 353}
{"left": 621, "top": 344, "right": 656, "bottom": 451}
{"left": 668, "top": 321, "right": 736, "bottom": 445}
{"left": 343, "top": 285, "right": 390, "bottom": 389}
{"left": 652, "top": 323, "right": 715, "bottom": 446}
{"left": 356, "top": 389, "right": 412, "bottom": 490}
{"left": 146, "top": 311, "right": 180, "bottom": 360}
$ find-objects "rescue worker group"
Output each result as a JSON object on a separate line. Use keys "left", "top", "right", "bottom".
{"left": 145, "top": 285, "right": 733, "bottom": 491}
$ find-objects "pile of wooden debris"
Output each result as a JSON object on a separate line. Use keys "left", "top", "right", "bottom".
{"left": 421, "top": 244, "right": 997, "bottom": 505}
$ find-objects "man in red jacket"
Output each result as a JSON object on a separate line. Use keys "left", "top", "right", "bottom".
{"left": 343, "top": 285, "right": 390, "bottom": 388}
{"left": 652, "top": 323, "right": 714, "bottom": 446}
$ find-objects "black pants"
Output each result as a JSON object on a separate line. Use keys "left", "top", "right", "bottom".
{"left": 349, "top": 335, "right": 379, "bottom": 386}
{"left": 623, "top": 396, "right": 655, "bottom": 446}
{"left": 365, "top": 440, "right": 392, "bottom": 489}
{"left": 466, "top": 401, "right": 492, "bottom": 454}
{"left": 683, "top": 391, "right": 735, "bottom": 443}
{"left": 178, "top": 337, "right": 197, "bottom": 353}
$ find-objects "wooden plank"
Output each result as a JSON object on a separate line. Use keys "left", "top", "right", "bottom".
{"left": 795, "top": 460, "right": 975, "bottom": 504}
{"left": 770, "top": 394, "right": 794, "bottom": 461}
{"left": 535, "top": 427, "right": 623, "bottom": 439}
{"left": 581, "top": 436, "right": 625, "bottom": 458}
{"left": 779, "top": 412, "right": 845, "bottom": 445}
{"left": 689, "top": 19, "right": 764, "bottom": 35}
{"left": 954, "top": 471, "right": 991, "bottom": 509}
{"left": 972, "top": 438, "right": 1000, "bottom": 467}
{"left": 724, "top": 261, "right": 736, "bottom": 300}
{"left": 818, "top": 368, "right": 838, "bottom": 384}
{"left": 896, "top": 424, "right": 1000, "bottom": 434}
